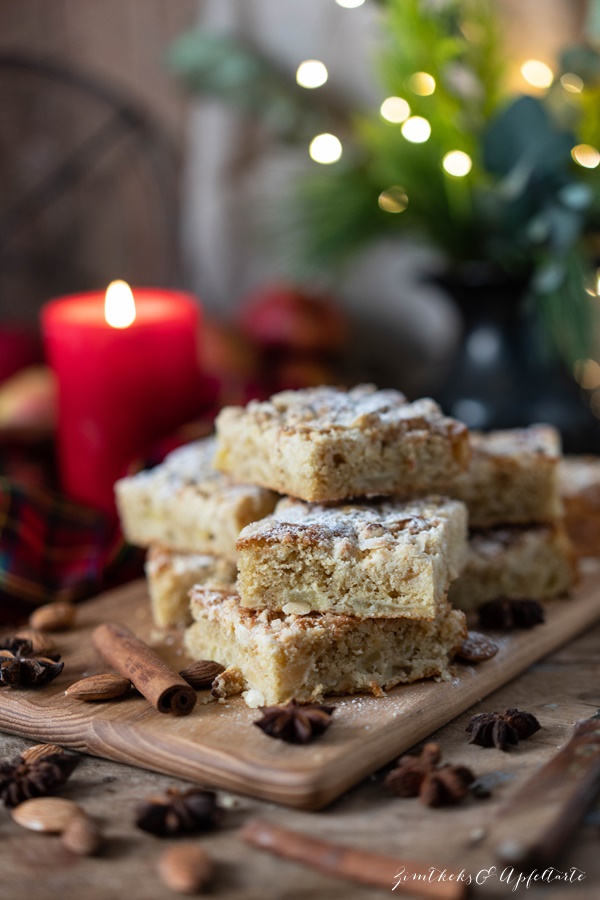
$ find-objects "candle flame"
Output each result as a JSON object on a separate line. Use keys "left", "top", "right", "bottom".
{"left": 105, "top": 280, "right": 136, "bottom": 329}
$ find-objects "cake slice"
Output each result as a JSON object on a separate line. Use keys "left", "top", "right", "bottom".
{"left": 145, "top": 546, "right": 237, "bottom": 628}
{"left": 236, "top": 496, "right": 467, "bottom": 620}
{"left": 185, "top": 586, "right": 467, "bottom": 705}
{"left": 559, "top": 455, "right": 600, "bottom": 557}
{"left": 444, "top": 425, "right": 562, "bottom": 528}
{"left": 448, "top": 524, "right": 574, "bottom": 612}
{"left": 115, "top": 437, "right": 278, "bottom": 560}
{"left": 214, "top": 384, "right": 469, "bottom": 503}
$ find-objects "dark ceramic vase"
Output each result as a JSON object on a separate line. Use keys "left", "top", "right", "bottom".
{"left": 432, "top": 266, "right": 600, "bottom": 453}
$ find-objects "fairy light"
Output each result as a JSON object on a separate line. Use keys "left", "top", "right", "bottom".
{"left": 401, "top": 116, "right": 431, "bottom": 143}
{"left": 408, "top": 72, "right": 436, "bottom": 96}
{"left": 584, "top": 268, "right": 600, "bottom": 296}
{"left": 378, "top": 186, "right": 409, "bottom": 213}
{"left": 380, "top": 97, "right": 410, "bottom": 124}
{"left": 521, "top": 59, "right": 554, "bottom": 89}
{"left": 309, "top": 133, "right": 342, "bottom": 164}
{"left": 335, "top": 0, "right": 365, "bottom": 7}
{"left": 574, "top": 359, "right": 600, "bottom": 390}
{"left": 572, "top": 144, "right": 600, "bottom": 169}
{"left": 442, "top": 150, "right": 473, "bottom": 177}
{"left": 560, "top": 72, "right": 584, "bottom": 94}
{"left": 296, "top": 60, "right": 328, "bottom": 89}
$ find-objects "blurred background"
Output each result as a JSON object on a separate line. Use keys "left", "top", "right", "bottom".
{"left": 3, "top": 0, "right": 600, "bottom": 617}
{"left": 1, "top": 0, "right": 600, "bottom": 453}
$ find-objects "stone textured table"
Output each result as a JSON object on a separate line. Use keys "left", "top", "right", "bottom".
{"left": 1, "top": 623, "right": 599, "bottom": 900}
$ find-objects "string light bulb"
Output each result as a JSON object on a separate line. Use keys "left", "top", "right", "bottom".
{"left": 309, "top": 133, "right": 342, "bottom": 164}
{"left": 572, "top": 144, "right": 600, "bottom": 169}
{"left": 560, "top": 72, "right": 584, "bottom": 94}
{"left": 380, "top": 97, "right": 410, "bottom": 123}
{"left": 335, "top": 0, "right": 365, "bottom": 7}
{"left": 378, "top": 186, "right": 409, "bottom": 213}
{"left": 521, "top": 59, "right": 553, "bottom": 89}
{"left": 296, "top": 60, "right": 328, "bottom": 89}
{"left": 442, "top": 150, "right": 472, "bottom": 177}
{"left": 408, "top": 72, "right": 436, "bottom": 96}
{"left": 401, "top": 116, "right": 431, "bottom": 143}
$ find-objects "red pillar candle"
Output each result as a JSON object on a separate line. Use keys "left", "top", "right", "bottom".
{"left": 42, "top": 281, "right": 202, "bottom": 515}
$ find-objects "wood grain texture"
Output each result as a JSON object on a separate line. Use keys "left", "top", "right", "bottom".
{"left": 1, "top": 571, "right": 600, "bottom": 810}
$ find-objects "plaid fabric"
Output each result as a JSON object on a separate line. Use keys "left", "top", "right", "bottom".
{"left": 0, "top": 476, "right": 143, "bottom": 625}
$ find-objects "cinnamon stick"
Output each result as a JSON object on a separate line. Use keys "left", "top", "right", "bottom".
{"left": 92, "top": 623, "right": 196, "bottom": 716}
{"left": 241, "top": 818, "right": 467, "bottom": 900}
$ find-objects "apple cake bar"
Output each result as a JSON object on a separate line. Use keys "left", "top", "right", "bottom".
{"left": 448, "top": 524, "right": 574, "bottom": 612}
{"left": 236, "top": 496, "right": 467, "bottom": 619}
{"left": 115, "top": 437, "right": 278, "bottom": 560}
{"left": 444, "top": 426, "right": 562, "bottom": 528}
{"left": 559, "top": 455, "right": 600, "bottom": 557}
{"left": 214, "top": 384, "right": 469, "bottom": 503}
{"left": 145, "top": 545, "right": 237, "bottom": 628}
{"left": 185, "top": 586, "right": 467, "bottom": 705}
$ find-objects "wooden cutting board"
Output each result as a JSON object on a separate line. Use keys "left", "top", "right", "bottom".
{"left": 1, "top": 570, "right": 600, "bottom": 810}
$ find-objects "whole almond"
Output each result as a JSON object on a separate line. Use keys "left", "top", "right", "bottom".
{"left": 14, "top": 628, "right": 56, "bottom": 655}
{"left": 61, "top": 813, "right": 102, "bottom": 856}
{"left": 65, "top": 673, "right": 131, "bottom": 701}
{"left": 179, "top": 660, "right": 225, "bottom": 690}
{"left": 29, "top": 602, "right": 76, "bottom": 633}
{"left": 21, "top": 743, "right": 66, "bottom": 764}
{"left": 12, "top": 797, "right": 81, "bottom": 833}
{"left": 158, "top": 843, "right": 214, "bottom": 894}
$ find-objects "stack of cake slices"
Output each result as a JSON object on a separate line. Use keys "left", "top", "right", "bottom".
{"left": 115, "top": 437, "right": 278, "bottom": 628}
{"left": 445, "top": 426, "right": 574, "bottom": 610}
{"left": 115, "top": 384, "right": 575, "bottom": 707}
{"left": 185, "top": 385, "right": 471, "bottom": 704}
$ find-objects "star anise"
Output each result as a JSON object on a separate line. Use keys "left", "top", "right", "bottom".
{"left": 135, "top": 788, "right": 220, "bottom": 837}
{"left": 467, "top": 708, "right": 541, "bottom": 750}
{"left": 0, "top": 655, "right": 63, "bottom": 688}
{"left": 0, "top": 637, "right": 34, "bottom": 656}
{"left": 478, "top": 598, "right": 545, "bottom": 630}
{"left": 254, "top": 699, "right": 335, "bottom": 744}
{"left": 385, "top": 743, "right": 475, "bottom": 807}
{"left": 0, "top": 751, "right": 79, "bottom": 807}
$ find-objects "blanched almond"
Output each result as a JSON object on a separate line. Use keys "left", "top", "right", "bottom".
{"left": 29, "top": 602, "right": 76, "bottom": 633}
{"left": 61, "top": 813, "right": 102, "bottom": 855}
{"left": 158, "top": 843, "right": 214, "bottom": 894}
{"left": 65, "top": 673, "right": 131, "bottom": 701}
{"left": 12, "top": 797, "right": 80, "bottom": 833}
{"left": 14, "top": 628, "right": 56, "bottom": 655}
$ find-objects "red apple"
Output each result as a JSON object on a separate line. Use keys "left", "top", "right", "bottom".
{"left": 0, "top": 326, "right": 43, "bottom": 385}
{"left": 238, "top": 284, "right": 347, "bottom": 354}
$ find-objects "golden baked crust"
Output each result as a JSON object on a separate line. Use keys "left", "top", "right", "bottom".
{"left": 236, "top": 496, "right": 467, "bottom": 619}
{"left": 185, "top": 586, "right": 467, "bottom": 704}
{"left": 145, "top": 546, "right": 237, "bottom": 628}
{"left": 214, "top": 385, "right": 469, "bottom": 503}
{"left": 559, "top": 456, "right": 600, "bottom": 557}
{"left": 115, "top": 437, "right": 278, "bottom": 560}
{"left": 439, "top": 425, "right": 562, "bottom": 528}
{"left": 449, "top": 523, "right": 574, "bottom": 611}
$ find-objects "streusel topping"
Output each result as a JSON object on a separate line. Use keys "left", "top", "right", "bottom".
{"left": 470, "top": 426, "right": 560, "bottom": 460}
{"left": 237, "top": 496, "right": 463, "bottom": 553}
{"left": 223, "top": 384, "right": 462, "bottom": 435}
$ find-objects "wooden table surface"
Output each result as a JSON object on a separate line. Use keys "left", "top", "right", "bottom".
{"left": 1, "top": 621, "right": 599, "bottom": 900}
